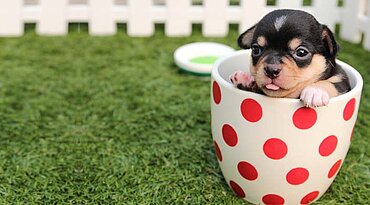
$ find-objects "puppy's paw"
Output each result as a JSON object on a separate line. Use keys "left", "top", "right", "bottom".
{"left": 229, "top": 71, "right": 254, "bottom": 89}
{"left": 300, "top": 86, "right": 330, "bottom": 108}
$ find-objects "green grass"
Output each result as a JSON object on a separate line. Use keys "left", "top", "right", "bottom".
{"left": 0, "top": 25, "right": 368, "bottom": 204}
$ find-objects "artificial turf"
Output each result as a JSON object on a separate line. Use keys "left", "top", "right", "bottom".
{"left": 0, "top": 25, "right": 368, "bottom": 204}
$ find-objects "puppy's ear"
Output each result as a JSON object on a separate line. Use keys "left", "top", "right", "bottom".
{"left": 238, "top": 25, "right": 256, "bottom": 49}
{"left": 321, "top": 25, "right": 339, "bottom": 58}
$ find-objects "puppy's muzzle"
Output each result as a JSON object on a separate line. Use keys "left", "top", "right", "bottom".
{"left": 263, "top": 52, "right": 283, "bottom": 79}
{"left": 264, "top": 64, "right": 282, "bottom": 79}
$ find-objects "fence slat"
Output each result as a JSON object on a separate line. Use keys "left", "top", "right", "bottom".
{"left": 312, "top": 0, "right": 339, "bottom": 31}
{"left": 38, "top": 0, "right": 68, "bottom": 35}
{"left": 90, "top": 0, "right": 116, "bottom": 35}
{"left": 363, "top": 0, "right": 370, "bottom": 49}
{"left": 166, "top": 0, "right": 191, "bottom": 36}
{"left": 364, "top": 18, "right": 370, "bottom": 50}
{"left": 239, "top": 0, "right": 265, "bottom": 33}
{"left": 0, "top": 0, "right": 22, "bottom": 36}
{"left": 277, "top": 0, "right": 303, "bottom": 8}
{"left": 340, "top": 0, "right": 366, "bottom": 43}
{"left": 203, "top": 0, "right": 228, "bottom": 37}
{"left": 127, "top": 0, "right": 153, "bottom": 36}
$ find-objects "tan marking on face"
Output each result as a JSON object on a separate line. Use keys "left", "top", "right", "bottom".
{"left": 288, "top": 38, "right": 302, "bottom": 51}
{"left": 257, "top": 36, "right": 267, "bottom": 47}
{"left": 282, "top": 54, "right": 327, "bottom": 97}
{"left": 297, "top": 54, "right": 327, "bottom": 81}
{"left": 253, "top": 54, "right": 328, "bottom": 98}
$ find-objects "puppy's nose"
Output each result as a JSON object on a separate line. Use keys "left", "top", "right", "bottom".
{"left": 264, "top": 66, "right": 281, "bottom": 79}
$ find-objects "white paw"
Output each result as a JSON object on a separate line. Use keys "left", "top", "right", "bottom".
{"left": 229, "top": 71, "right": 254, "bottom": 88}
{"left": 300, "top": 86, "right": 330, "bottom": 108}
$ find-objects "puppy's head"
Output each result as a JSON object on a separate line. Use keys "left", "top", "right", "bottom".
{"left": 238, "top": 9, "right": 338, "bottom": 97}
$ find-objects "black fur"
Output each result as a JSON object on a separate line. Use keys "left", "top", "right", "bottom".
{"left": 238, "top": 9, "right": 350, "bottom": 95}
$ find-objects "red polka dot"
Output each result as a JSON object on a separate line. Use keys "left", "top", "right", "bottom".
{"left": 222, "top": 124, "right": 238, "bottom": 147}
{"left": 229, "top": 180, "right": 246, "bottom": 198}
{"left": 238, "top": 161, "right": 258, "bottom": 181}
{"left": 263, "top": 138, "right": 288, "bottom": 160}
{"left": 213, "top": 81, "right": 221, "bottom": 104}
{"left": 301, "top": 191, "right": 319, "bottom": 204}
{"left": 319, "top": 135, "right": 338, "bottom": 157}
{"left": 328, "top": 159, "right": 342, "bottom": 178}
{"left": 240, "top": 98, "right": 263, "bottom": 123}
{"left": 293, "top": 107, "right": 317, "bottom": 130}
{"left": 343, "top": 98, "right": 356, "bottom": 121}
{"left": 262, "top": 194, "right": 285, "bottom": 205}
{"left": 213, "top": 141, "right": 222, "bottom": 161}
{"left": 286, "top": 167, "right": 309, "bottom": 185}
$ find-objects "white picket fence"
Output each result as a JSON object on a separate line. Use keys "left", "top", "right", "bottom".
{"left": 0, "top": 0, "right": 369, "bottom": 50}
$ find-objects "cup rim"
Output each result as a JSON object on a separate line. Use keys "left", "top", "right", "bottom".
{"left": 212, "top": 50, "right": 363, "bottom": 103}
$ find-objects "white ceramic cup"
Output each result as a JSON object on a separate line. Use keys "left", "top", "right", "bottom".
{"left": 211, "top": 50, "right": 363, "bottom": 205}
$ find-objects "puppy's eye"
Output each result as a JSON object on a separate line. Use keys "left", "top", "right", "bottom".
{"left": 294, "top": 46, "right": 311, "bottom": 59}
{"left": 251, "top": 44, "right": 262, "bottom": 57}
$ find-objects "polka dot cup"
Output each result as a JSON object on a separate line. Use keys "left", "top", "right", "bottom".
{"left": 211, "top": 50, "right": 363, "bottom": 205}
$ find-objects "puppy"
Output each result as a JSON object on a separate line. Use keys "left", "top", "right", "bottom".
{"left": 230, "top": 9, "right": 350, "bottom": 107}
